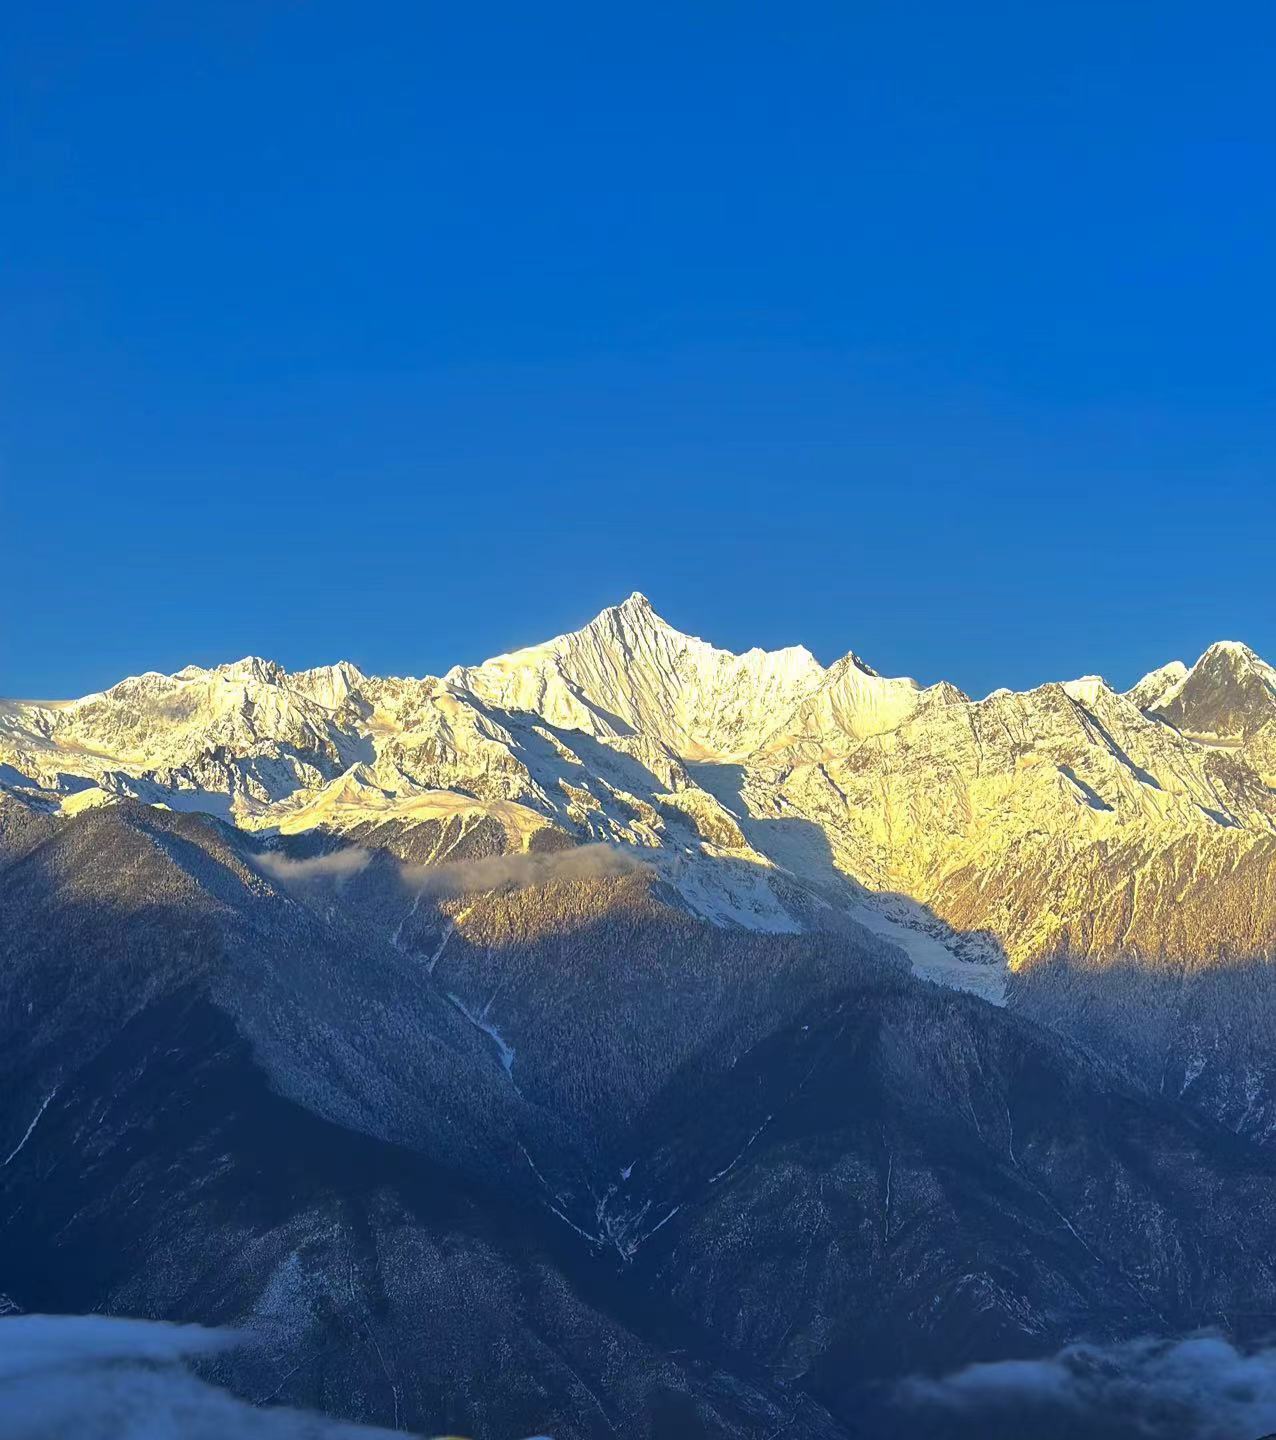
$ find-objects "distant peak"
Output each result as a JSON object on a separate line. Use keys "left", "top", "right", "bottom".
{"left": 826, "top": 650, "right": 883, "bottom": 680}
{"left": 1125, "top": 660, "right": 1188, "bottom": 711}
{"left": 1199, "top": 640, "right": 1265, "bottom": 666}
{"left": 1144, "top": 639, "right": 1276, "bottom": 742}
{"left": 1139, "top": 660, "right": 1188, "bottom": 683}
{"left": 585, "top": 591, "right": 679, "bottom": 639}
{"left": 1189, "top": 641, "right": 1276, "bottom": 686}
{"left": 169, "top": 656, "right": 283, "bottom": 684}
{"left": 217, "top": 657, "right": 288, "bottom": 685}
{"left": 292, "top": 659, "right": 367, "bottom": 684}
{"left": 602, "top": 591, "right": 662, "bottom": 625}
{"left": 1062, "top": 675, "right": 1110, "bottom": 707}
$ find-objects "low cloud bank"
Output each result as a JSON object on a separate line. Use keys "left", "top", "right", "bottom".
{"left": 897, "top": 1332, "right": 1276, "bottom": 1440}
{"left": 255, "top": 842, "right": 646, "bottom": 898}
{"left": 0, "top": 1314, "right": 412, "bottom": 1438}
{"left": 400, "top": 843, "right": 648, "bottom": 898}
{"left": 254, "top": 847, "right": 375, "bottom": 886}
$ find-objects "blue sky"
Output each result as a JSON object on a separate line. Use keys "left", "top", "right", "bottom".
{"left": 3, "top": 2, "right": 1273, "bottom": 699}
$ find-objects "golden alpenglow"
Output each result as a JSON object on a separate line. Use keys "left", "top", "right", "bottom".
{"left": 5, "top": 596, "right": 1276, "bottom": 983}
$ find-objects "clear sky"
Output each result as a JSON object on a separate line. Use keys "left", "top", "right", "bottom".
{"left": 4, "top": 2, "right": 1274, "bottom": 701}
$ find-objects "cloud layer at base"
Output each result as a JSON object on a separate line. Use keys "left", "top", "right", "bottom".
{"left": 253, "top": 841, "right": 648, "bottom": 897}
{"left": 896, "top": 1332, "right": 1276, "bottom": 1440}
{"left": 0, "top": 1314, "right": 417, "bottom": 1439}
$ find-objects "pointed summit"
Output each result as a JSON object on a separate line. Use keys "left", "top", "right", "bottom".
{"left": 1200, "top": 639, "right": 1268, "bottom": 667}
{"left": 170, "top": 656, "right": 286, "bottom": 686}
{"left": 1146, "top": 641, "right": 1276, "bottom": 743}
{"left": 583, "top": 590, "right": 679, "bottom": 644}
{"left": 287, "top": 660, "right": 368, "bottom": 710}
{"left": 445, "top": 594, "right": 830, "bottom": 756}
{"left": 442, "top": 594, "right": 936, "bottom": 759}
{"left": 1062, "top": 675, "right": 1113, "bottom": 708}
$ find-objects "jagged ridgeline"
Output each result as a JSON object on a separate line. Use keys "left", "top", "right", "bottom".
{"left": 4, "top": 593, "right": 1276, "bottom": 988}
{"left": 4, "top": 596, "right": 1276, "bottom": 1438}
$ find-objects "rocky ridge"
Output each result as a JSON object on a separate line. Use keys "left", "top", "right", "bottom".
{"left": 4, "top": 594, "right": 1276, "bottom": 988}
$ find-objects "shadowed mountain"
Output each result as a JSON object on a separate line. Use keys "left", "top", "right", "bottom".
{"left": 1011, "top": 952, "right": 1276, "bottom": 1152}
{"left": 4, "top": 804, "right": 1276, "bottom": 1437}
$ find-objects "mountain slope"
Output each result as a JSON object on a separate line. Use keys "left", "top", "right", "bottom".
{"left": 6, "top": 805, "right": 1276, "bottom": 1438}
{"left": 450, "top": 592, "right": 795, "bottom": 752}
{"left": 4, "top": 597, "right": 1276, "bottom": 981}
{"left": 1143, "top": 640, "right": 1276, "bottom": 743}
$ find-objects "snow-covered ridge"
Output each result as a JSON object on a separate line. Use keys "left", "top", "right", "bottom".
{"left": 5, "top": 595, "right": 1276, "bottom": 993}
{"left": 1134, "top": 640, "right": 1276, "bottom": 743}
{"left": 445, "top": 591, "right": 832, "bottom": 757}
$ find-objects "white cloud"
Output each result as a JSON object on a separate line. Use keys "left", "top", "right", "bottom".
{"left": 253, "top": 848, "right": 373, "bottom": 886}
{"left": 0, "top": 1315, "right": 412, "bottom": 1439}
{"left": 898, "top": 1332, "right": 1276, "bottom": 1440}
{"left": 254, "top": 841, "right": 646, "bottom": 897}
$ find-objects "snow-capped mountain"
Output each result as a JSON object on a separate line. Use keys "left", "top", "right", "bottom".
{"left": 1135, "top": 639, "right": 1276, "bottom": 744}
{"left": 445, "top": 591, "right": 934, "bottom": 755}
{"left": 7, "top": 607, "right": 1276, "bottom": 1440}
{"left": 5, "top": 594, "right": 1276, "bottom": 993}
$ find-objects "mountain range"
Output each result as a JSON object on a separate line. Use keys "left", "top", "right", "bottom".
{"left": 5, "top": 592, "right": 1276, "bottom": 986}
{"left": 4, "top": 596, "right": 1276, "bottom": 1438}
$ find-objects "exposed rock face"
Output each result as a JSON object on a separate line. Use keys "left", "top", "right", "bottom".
{"left": 6, "top": 597, "right": 1276, "bottom": 1435}
{"left": 4, "top": 595, "right": 1276, "bottom": 987}
{"left": 1141, "top": 640, "right": 1276, "bottom": 743}
{"left": 5, "top": 804, "right": 1276, "bottom": 1439}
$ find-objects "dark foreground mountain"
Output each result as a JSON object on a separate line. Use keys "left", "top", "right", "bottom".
{"left": 1011, "top": 953, "right": 1276, "bottom": 1153}
{"left": 4, "top": 803, "right": 1276, "bottom": 1438}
